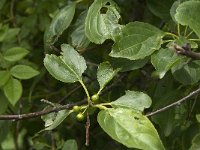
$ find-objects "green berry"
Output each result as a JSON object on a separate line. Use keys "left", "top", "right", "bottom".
{"left": 76, "top": 113, "right": 84, "bottom": 121}
{"left": 91, "top": 94, "right": 99, "bottom": 102}
{"left": 73, "top": 105, "right": 80, "bottom": 112}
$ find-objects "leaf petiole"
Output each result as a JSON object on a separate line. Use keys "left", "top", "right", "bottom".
{"left": 79, "top": 80, "right": 91, "bottom": 104}
{"left": 164, "top": 32, "right": 179, "bottom": 39}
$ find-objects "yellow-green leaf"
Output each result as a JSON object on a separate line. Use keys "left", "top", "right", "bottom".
{"left": 98, "top": 108, "right": 165, "bottom": 150}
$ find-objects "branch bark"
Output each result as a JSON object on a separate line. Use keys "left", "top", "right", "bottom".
{"left": 174, "top": 43, "right": 200, "bottom": 60}
{"left": 146, "top": 87, "right": 200, "bottom": 117}
{"left": 0, "top": 100, "right": 86, "bottom": 120}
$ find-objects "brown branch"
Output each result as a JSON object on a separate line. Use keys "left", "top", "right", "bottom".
{"left": 173, "top": 43, "right": 200, "bottom": 60}
{"left": 146, "top": 87, "right": 200, "bottom": 117}
{"left": 0, "top": 100, "right": 86, "bottom": 121}
{"left": 85, "top": 112, "right": 90, "bottom": 146}
{"left": 10, "top": 0, "right": 17, "bottom": 27}
{"left": 0, "top": 73, "right": 126, "bottom": 121}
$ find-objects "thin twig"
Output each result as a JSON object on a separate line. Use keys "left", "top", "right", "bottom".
{"left": 146, "top": 87, "right": 200, "bottom": 117}
{"left": 187, "top": 86, "right": 200, "bottom": 120}
{"left": 85, "top": 112, "right": 90, "bottom": 146}
{"left": 0, "top": 73, "right": 126, "bottom": 121}
{"left": 10, "top": 0, "right": 17, "bottom": 27}
{"left": 173, "top": 43, "right": 200, "bottom": 60}
{"left": 0, "top": 100, "right": 86, "bottom": 121}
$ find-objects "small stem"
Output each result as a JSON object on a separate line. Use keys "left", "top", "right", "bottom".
{"left": 100, "top": 102, "right": 111, "bottom": 106}
{"left": 81, "top": 106, "right": 88, "bottom": 115}
{"left": 95, "top": 104, "right": 108, "bottom": 110}
{"left": 79, "top": 80, "right": 91, "bottom": 104}
{"left": 177, "top": 24, "right": 181, "bottom": 36}
{"left": 146, "top": 87, "right": 200, "bottom": 117}
{"left": 85, "top": 112, "right": 90, "bottom": 146}
{"left": 162, "top": 39, "right": 174, "bottom": 44}
{"left": 189, "top": 39, "right": 200, "bottom": 42}
{"left": 165, "top": 32, "right": 179, "bottom": 39}
{"left": 184, "top": 26, "right": 188, "bottom": 36}
{"left": 76, "top": 0, "right": 83, "bottom": 3}
{"left": 97, "top": 88, "right": 103, "bottom": 96}
{"left": 186, "top": 31, "right": 194, "bottom": 38}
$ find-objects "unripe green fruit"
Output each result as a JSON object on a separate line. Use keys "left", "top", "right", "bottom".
{"left": 91, "top": 94, "right": 99, "bottom": 102}
{"left": 73, "top": 105, "right": 80, "bottom": 112}
{"left": 76, "top": 113, "right": 84, "bottom": 121}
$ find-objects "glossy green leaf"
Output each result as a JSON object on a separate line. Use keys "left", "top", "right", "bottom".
{"left": 62, "top": 139, "right": 78, "bottom": 150}
{"left": 151, "top": 48, "right": 184, "bottom": 79}
{"left": 171, "top": 60, "right": 200, "bottom": 85}
{"left": 189, "top": 133, "right": 200, "bottom": 150}
{"left": 3, "top": 47, "right": 29, "bottom": 62}
{"left": 109, "top": 22, "right": 164, "bottom": 60}
{"left": 97, "top": 62, "right": 118, "bottom": 92}
{"left": 0, "top": 71, "right": 10, "bottom": 87}
{"left": 44, "top": 3, "right": 76, "bottom": 46}
{"left": 44, "top": 44, "right": 87, "bottom": 83}
{"left": 111, "top": 57, "right": 148, "bottom": 72}
{"left": 98, "top": 108, "right": 165, "bottom": 150}
{"left": 111, "top": 90, "right": 152, "bottom": 111}
{"left": 3, "top": 77, "right": 22, "bottom": 106}
{"left": 10, "top": 65, "right": 39, "bottom": 79}
{"left": 147, "top": 0, "right": 175, "bottom": 20}
{"left": 175, "top": 1, "right": 200, "bottom": 38}
{"left": 44, "top": 110, "right": 72, "bottom": 130}
{"left": 85, "top": 0, "right": 122, "bottom": 44}
{"left": 70, "top": 11, "right": 90, "bottom": 49}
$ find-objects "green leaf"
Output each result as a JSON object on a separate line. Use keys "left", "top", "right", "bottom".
{"left": 44, "top": 3, "right": 76, "bottom": 46}
{"left": 85, "top": 0, "right": 122, "bottom": 44}
{"left": 175, "top": 1, "right": 200, "bottom": 38}
{"left": 10, "top": 65, "right": 39, "bottom": 79}
{"left": 3, "top": 47, "right": 29, "bottom": 62}
{"left": 151, "top": 74, "right": 181, "bottom": 137}
{"left": 98, "top": 108, "right": 165, "bottom": 150}
{"left": 44, "top": 44, "right": 87, "bottom": 83}
{"left": 41, "top": 110, "right": 56, "bottom": 128}
{"left": 3, "top": 77, "right": 22, "bottom": 106}
{"left": 151, "top": 48, "right": 184, "bottom": 79}
{"left": 109, "top": 22, "right": 164, "bottom": 60}
{"left": 70, "top": 11, "right": 90, "bottom": 49}
{"left": 3, "top": 28, "right": 20, "bottom": 42}
{"left": 0, "top": 92, "right": 8, "bottom": 115}
{"left": 62, "top": 139, "right": 78, "bottom": 150}
{"left": 170, "top": 1, "right": 181, "bottom": 23}
{"left": 171, "top": 60, "right": 200, "bottom": 85}
{"left": 111, "top": 90, "right": 152, "bottom": 111}
{"left": 189, "top": 133, "right": 200, "bottom": 150}
{"left": 43, "top": 110, "right": 72, "bottom": 130}
{"left": 0, "top": 71, "right": 10, "bottom": 87}
{"left": 0, "top": 121, "right": 11, "bottom": 143}
{"left": 196, "top": 114, "right": 200, "bottom": 123}
{"left": 172, "top": 36, "right": 198, "bottom": 49}
{"left": 111, "top": 57, "right": 149, "bottom": 72}
{"left": 97, "top": 62, "right": 118, "bottom": 92}
{"left": 147, "top": 0, "right": 175, "bottom": 20}
{"left": 0, "top": 0, "right": 6, "bottom": 10}
{"left": 0, "top": 25, "right": 8, "bottom": 42}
